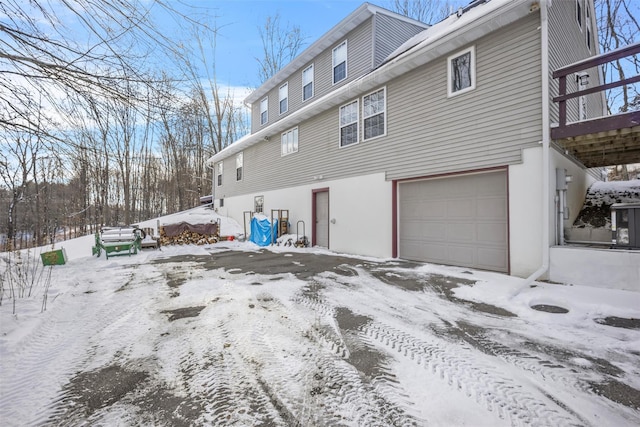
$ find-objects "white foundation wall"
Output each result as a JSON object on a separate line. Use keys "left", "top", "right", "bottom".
{"left": 214, "top": 173, "right": 393, "bottom": 259}
{"left": 508, "top": 147, "right": 545, "bottom": 278}
{"left": 550, "top": 149, "right": 597, "bottom": 234}
{"left": 329, "top": 173, "right": 393, "bottom": 258}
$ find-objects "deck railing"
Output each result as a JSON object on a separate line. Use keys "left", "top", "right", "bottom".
{"left": 552, "top": 42, "right": 640, "bottom": 140}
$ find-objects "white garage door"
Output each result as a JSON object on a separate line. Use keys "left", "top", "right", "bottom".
{"left": 399, "top": 170, "right": 508, "bottom": 272}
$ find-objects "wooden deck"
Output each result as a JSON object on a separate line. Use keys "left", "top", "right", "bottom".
{"left": 552, "top": 43, "right": 640, "bottom": 168}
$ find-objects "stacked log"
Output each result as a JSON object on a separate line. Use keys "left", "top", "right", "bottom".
{"left": 160, "top": 222, "right": 219, "bottom": 246}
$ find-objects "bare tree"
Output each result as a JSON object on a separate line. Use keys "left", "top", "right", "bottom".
{"left": 596, "top": 0, "right": 640, "bottom": 113}
{"left": 256, "top": 13, "right": 306, "bottom": 83}
{"left": 388, "top": 0, "right": 460, "bottom": 24}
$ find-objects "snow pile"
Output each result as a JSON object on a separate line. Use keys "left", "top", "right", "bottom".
{"left": 573, "top": 180, "right": 640, "bottom": 228}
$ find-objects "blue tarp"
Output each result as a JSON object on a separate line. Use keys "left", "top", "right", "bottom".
{"left": 249, "top": 216, "right": 278, "bottom": 246}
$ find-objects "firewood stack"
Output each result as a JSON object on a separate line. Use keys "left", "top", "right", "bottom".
{"left": 159, "top": 222, "right": 219, "bottom": 246}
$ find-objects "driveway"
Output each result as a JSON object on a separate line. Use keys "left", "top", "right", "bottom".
{"left": 2, "top": 245, "right": 639, "bottom": 426}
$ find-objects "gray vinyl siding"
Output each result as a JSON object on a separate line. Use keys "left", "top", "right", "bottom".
{"left": 218, "top": 14, "right": 543, "bottom": 199}
{"left": 250, "top": 19, "right": 375, "bottom": 134}
{"left": 548, "top": 0, "right": 604, "bottom": 124}
{"left": 372, "top": 14, "right": 426, "bottom": 68}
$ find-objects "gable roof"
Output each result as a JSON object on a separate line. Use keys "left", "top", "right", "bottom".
{"left": 244, "top": 2, "right": 429, "bottom": 105}
{"left": 208, "top": 0, "right": 533, "bottom": 165}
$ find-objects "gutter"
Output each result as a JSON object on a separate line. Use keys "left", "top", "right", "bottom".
{"left": 517, "top": 0, "right": 551, "bottom": 293}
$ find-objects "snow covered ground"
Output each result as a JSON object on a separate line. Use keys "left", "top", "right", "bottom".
{"left": 1, "top": 210, "right": 639, "bottom": 426}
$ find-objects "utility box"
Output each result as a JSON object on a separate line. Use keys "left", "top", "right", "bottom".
{"left": 611, "top": 203, "right": 640, "bottom": 249}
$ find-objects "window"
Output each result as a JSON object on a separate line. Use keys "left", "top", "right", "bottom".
{"left": 279, "top": 83, "right": 288, "bottom": 114}
{"left": 260, "top": 97, "right": 268, "bottom": 125}
{"left": 576, "top": 0, "right": 583, "bottom": 29}
{"left": 339, "top": 100, "right": 358, "bottom": 147}
{"left": 254, "top": 196, "right": 264, "bottom": 214}
{"left": 302, "top": 64, "right": 314, "bottom": 101}
{"left": 363, "top": 88, "right": 386, "bottom": 140}
{"left": 332, "top": 41, "right": 347, "bottom": 84}
{"left": 281, "top": 127, "right": 299, "bottom": 156}
{"left": 447, "top": 46, "right": 475, "bottom": 97}
{"left": 216, "top": 162, "right": 223, "bottom": 186}
{"left": 219, "top": 198, "right": 224, "bottom": 207}
{"left": 236, "top": 152, "right": 243, "bottom": 181}
{"left": 585, "top": 3, "right": 592, "bottom": 51}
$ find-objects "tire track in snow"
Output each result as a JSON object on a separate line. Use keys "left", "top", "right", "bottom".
{"left": 290, "top": 292, "right": 423, "bottom": 425}
{"left": 17, "top": 268, "right": 148, "bottom": 426}
{"left": 360, "top": 321, "right": 585, "bottom": 426}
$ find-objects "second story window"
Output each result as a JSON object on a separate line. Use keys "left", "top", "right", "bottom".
{"left": 302, "top": 64, "right": 314, "bottom": 101}
{"left": 236, "top": 152, "right": 243, "bottom": 181}
{"left": 576, "top": 0, "right": 583, "bottom": 30}
{"left": 279, "top": 83, "right": 288, "bottom": 114}
{"left": 585, "top": 3, "right": 592, "bottom": 51}
{"left": 281, "top": 127, "right": 299, "bottom": 156}
{"left": 363, "top": 88, "right": 386, "bottom": 140}
{"left": 339, "top": 100, "right": 358, "bottom": 147}
{"left": 447, "top": 46, "right": 475, "bottom": 97}
{"left": 333, "top": 41, "right": 347, "bottom": 84}
{"left": 216, "top": 162, "right": 223, "bottom": 186}
{"left": 260, "top": 97, "right": 268, "bottom": 125}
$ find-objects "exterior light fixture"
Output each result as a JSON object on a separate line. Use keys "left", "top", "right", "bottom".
{"left": 576, "top": 72, "right": 589, "bottom": 86}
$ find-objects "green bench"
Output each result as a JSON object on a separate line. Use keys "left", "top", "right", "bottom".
{"left": 92, "top": 227, "right": 143, "bottom": 259}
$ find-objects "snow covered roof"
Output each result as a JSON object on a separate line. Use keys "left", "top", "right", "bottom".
{"left": 208, "top": 0, "right": 533, "bottom": 165}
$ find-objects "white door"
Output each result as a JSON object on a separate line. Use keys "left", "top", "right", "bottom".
{"left": 399, "top": 171, "right": 508, "bottom": 272}
{"left": 314, "top": 190, "right": 329, "bottom": 248}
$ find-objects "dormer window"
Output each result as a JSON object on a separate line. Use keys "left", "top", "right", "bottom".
{"left": 260, "top": 97, "right": 268, "bottom": 125}
{"left": 333, "top": 41, "right": 347, "bottom": 84}
{"left": 302, "top": 64, "right": 314, "bottom": 101}
{"left": 279, "top": 82, "right": 288, "bottom": 114}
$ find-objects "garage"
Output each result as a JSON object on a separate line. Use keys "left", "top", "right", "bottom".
{"left": 398, "top": 170, "right": 508, "bottom": 272}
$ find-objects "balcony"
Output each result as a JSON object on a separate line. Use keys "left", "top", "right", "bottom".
{"left": 552, "top": 42, "right": 640, "bottom": 168}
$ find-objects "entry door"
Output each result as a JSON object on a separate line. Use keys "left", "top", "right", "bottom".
{"left": 314, "top": 189, "right": 329, "bottom": 247}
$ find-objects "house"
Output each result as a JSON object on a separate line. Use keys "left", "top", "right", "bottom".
{"left": 207, "top": 0, "right": 640, "bottom": 290}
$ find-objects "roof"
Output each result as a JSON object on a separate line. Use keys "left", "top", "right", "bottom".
{"left": 243, "top": 2, "right": 429, "bottom": 105}
{"left": 208, "top": 0, "right": 533, "bottom": 165}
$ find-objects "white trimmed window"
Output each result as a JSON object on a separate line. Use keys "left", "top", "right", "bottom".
{"left": 281, "top": 127, "right": 299, "bottom": 156}
{"left": 332, "top": 41, "right": 347, "bottom": 84}
{"left": 576, "top": 0, "right": 583, "bottom": 30}
{"left": 363, "top": 88, "right": 386, "bottom": 140}
{"left": 260, "top": 97, "right": 268, "bottom": 125}
{"left": 339, "top": 100, "right": 358, "bottom": 147}
{"left": 279, "top": 82, "right": 288, "bottom": 114}
{"left": 447, "top": 46, "right": 475, "bottom": 97}
{"left": 236, "top": 152, "right": 243, "bottom": 181}
{"left": 302, "top": 64, "right": 314, "bottom": 101}
{"left": 216, "top": 162, "right": 223, "bottom": 186}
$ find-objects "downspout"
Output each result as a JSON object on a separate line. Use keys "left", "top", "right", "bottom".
{"left": 514, "top": 0, "right": 551, "bottom": 294}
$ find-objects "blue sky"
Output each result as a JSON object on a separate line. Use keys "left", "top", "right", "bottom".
{"left": 173, "top": 0, "right": 386, "bottom": 90}
{"left": 166, "top": 0, "right": 410, "bottom": 88}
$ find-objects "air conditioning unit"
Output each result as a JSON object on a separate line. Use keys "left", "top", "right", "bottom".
{"left": 611, "top": 203, "right": 640, "bottom": 249}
